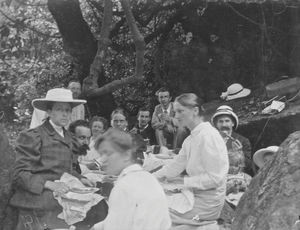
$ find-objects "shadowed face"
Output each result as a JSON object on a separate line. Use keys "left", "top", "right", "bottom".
{"left": 91, "top": 121, "right": 105, "bottom": 137}
{"left": 111, "top": 113, "right": 127, "bottom": 131}
{"left": 262, "top": 152, "right": 275, "bottom": 164}
{"left": 68, "top": 82, "right": 81, "bottom": 99}
{"left": 96, "top": 140, "right": 131, "bottom": 176}
{"left": 158, "top": 91, "right": 171, "bottom": 107}
{"left": 47, "top": 102, "right": 72, "bottom": 127}
{"left": 174, "top": 101, "right": 197, "bottom": 130}
{"left": 74, "top": 126, "right": 91, "bottom": 146}
{"left": 215, "top": 115, "right": 235, "bottom": 135}
{"left": 138, "top": 111, "right": 150, "bottom": 128}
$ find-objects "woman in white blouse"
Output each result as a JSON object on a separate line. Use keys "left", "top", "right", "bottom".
{"left": 154, "top": 93, "right": 229, "bottom": 229}
{"left": 91, "top": 128, "right": 171, "bottom": 230}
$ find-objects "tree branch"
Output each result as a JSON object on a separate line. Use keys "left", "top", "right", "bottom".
{"left": 0, "top": 8, "right": 60, "bottom": 38}
{"left": 86, "top": 0, "right": 145, "bottom": 98}
{"left": 82, "top": 0, "right": 113, "bottom": 94}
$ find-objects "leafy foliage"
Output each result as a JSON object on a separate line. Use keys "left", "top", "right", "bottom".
{"left": 0, "top": 0, "right": 69, "bottom": 124}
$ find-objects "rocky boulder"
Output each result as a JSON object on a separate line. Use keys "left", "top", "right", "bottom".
{"left": 231, "top": 131, "right": 300, "bottom": 230}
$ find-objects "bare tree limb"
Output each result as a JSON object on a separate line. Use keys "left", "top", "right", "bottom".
{"left": 86, "top": 0, "right": 145, "bottom": 98}
{"left": 82, "top": 0, "right": 113, "bottom": 94}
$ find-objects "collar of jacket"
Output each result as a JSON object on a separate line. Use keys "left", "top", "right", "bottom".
{"left": 41, "top": 118, "right": 72, "bottom": 147}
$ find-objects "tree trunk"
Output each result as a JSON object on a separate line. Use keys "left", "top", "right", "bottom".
{"left": 47, "top": 0, "right": 116, "bottom": 117}
{"left": 47, "top": 0, "right": 97, "bottom": 80}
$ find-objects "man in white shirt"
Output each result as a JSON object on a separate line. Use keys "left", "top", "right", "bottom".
{"left": 151, "top": 88, "right": 177, "bottom": 148}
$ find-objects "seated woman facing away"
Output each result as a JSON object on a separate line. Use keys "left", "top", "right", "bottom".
{"left": 153, "top": 93, "right": 229, "bottom": 230}
{"left": 91, "top": 128, "right": 171, "bottom": 230}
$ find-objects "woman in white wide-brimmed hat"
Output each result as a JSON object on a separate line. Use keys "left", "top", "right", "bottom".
{"left": 253, "top": 146, "right": 279, "bottom": 169}
{"left": 10, "top": 88, "right": 97, "bottom": 229}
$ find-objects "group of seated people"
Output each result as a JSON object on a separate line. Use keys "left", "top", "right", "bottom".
{"left": 9, "top": 85, "right": 280, "bottom": 230}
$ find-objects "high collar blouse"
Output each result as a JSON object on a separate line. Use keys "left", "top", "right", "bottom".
{"left": 93, "top": 164, "right": 171, "bottom": 230}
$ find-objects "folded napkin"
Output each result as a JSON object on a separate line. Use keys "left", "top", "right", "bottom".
{"left": 54, "top": 173, "right": 104, "bottom": 225}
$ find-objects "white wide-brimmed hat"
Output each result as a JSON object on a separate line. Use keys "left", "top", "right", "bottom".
{"left": 211, "top": 105, "right": 239, "bottom": 129}
{"left": 32, "top": 88, "right": 86, "bottom": 111}
{"left": 253, "top": 146, "right": 279, "bottom": 168}
{"left": 221, "top": 83, "right": 251, "bottom": 101}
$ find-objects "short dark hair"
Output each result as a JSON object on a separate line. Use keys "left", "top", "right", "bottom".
{"left": 110, "top": 107, "right": 127, "bottom": 120}
{"left": 90, "top": 116, "right": 109, "bottom": 131}
{"left": 155, "top": 87, "right": 171, "bottom": 97}
{"left": 68, "top": 120, "right": 90, "bottom": 134}
{"left": 94, "top": 128, "right": 137, "bottom": 161}
{"left": 137, "top": 107, "right": 151, "bottom": 117}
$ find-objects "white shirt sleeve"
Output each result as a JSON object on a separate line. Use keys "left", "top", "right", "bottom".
{"left": 94, "top": 185, "right": 135, "bottom": 230}
{"left": 184, "top": 132, "right": 228, "bottom": 190}
{"left": 153, "top": 142, "right": 188, "bottom": 179}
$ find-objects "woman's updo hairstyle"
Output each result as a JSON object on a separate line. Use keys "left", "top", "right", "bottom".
{"left": 175, "top": 93, "right": 205, "bottom": 115}
{"left": 94, "top": 128, "right": 137, "bottom": 161}
{"left": 110, "top": 107, "right": 128, "bottom": 120}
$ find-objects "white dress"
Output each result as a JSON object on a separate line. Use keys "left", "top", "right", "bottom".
{"left": 154, "top": 122, "right": 229, "bottom": 225}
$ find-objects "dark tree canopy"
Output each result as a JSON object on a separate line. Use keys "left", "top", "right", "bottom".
{"left": 1, "top": 0, "right": 300, "bottom": 122}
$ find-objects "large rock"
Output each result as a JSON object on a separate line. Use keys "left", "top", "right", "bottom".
{"left": 231, "top": 131, "right": 300, "bottom": 230}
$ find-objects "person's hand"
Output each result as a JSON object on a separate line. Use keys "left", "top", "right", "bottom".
{"left": 153, "top": 122, "right": 165, "bottom": 129}
{"left": 102, "top": 175, "right": 118, "bottom": 183}
{"left": 160, "top": 113, "right": 171, "bottom": 122}
{"left": 45, "top": 181, "right": 69, "bottom": 195}
{"left": 166, "top": 177, "right": 184, "bottom": 184}
{"left": 156, "top": 176, "right": 167, "bottom": 183}
{"left": 232, "top": 139, "right": 243, "bottom": 151}
{"left": 81, "top": 178, "right": 96, "bottom": 187}
{"left": 129, "top": 127, "right": 138, "bottom": 134}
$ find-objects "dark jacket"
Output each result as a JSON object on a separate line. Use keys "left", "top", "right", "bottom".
{"left": 10, "top": 119, "right": 81, "bottom": 211}
{"left": 134, "top": 124, "right": 156, "bottom": 146}
{"left": 227, "top": 131, "right": 253, "bottom": 176}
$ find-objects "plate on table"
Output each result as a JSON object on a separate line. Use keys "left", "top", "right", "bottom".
{"left": 70, "top": 187, "right": 99, "bottom": 194}
{"left": 88, "top": 170, "right": 107, "bottom": 175}
{"left": 155, "top": 153, "right": 175, "bottom": 159}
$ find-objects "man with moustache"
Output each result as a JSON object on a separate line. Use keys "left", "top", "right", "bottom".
{"left": 211, "top": 105, "right": 253, "bottom": 176}
{"left": 68, "top": 120, "right": 92, "bottom": 174}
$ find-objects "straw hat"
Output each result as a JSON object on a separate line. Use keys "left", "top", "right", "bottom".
{"left": 221, "top": 83, "right": 251, "bottom": 101}
{"left": 32, "top": 88, "right": 86, "bottom": 112}
{"left": 211, "top": 105, "right": 239, "bottom": 129}
{"left": 253, "top": 146, "right": 279, "bottom": 168}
